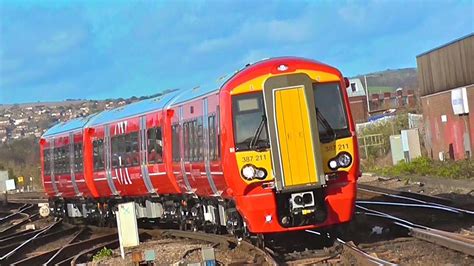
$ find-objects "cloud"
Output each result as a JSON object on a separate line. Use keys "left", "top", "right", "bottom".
{"left": 37, "top": 30, "right": 86, "bottom": 55}
{"left": 193, "top": 16, "right": 313, "bottom": 53}
{"left": 0, "top": 0, "right": 473, "bottom": 103}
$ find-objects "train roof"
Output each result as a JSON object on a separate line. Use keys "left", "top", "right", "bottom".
{"left": 86, "top": 81, "right": 225, "bottom": 127}
{"left": 44, "top": 57, "right": 339, "bottom": 131}
{"left": 85, "top": 90, "right": 181, "bottom": 127}
{"left": 42, "top": 115, "right": 93, "bottom": 138}
{"left": 169, "top": 81, "right": 223, "bottom": 106}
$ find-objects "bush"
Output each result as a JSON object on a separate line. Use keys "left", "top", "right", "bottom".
{"left": 372, "top": 157, "right": 474, "bottom": 179}
{"left": 93, "top": 247, "right": 113, "bottom": 261}
{"left": 358, "top": 113, "right": 409, "bottom": 161}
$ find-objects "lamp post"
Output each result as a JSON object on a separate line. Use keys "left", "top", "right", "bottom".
{"left": 363, "top": 74, "right": 381, "bottom": 115}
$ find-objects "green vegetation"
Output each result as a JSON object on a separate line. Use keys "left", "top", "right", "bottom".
{"left": 371, "top": 157, "right": 474, "bottom": 179}
{"left": 0, "top": 137, "right": 41, "bottom": 188}
{"left": 353, "top": 68, "right": 418, "bottom": 91}
{"left": 93, "top": 247, "right": 114, "bottom": 261}
{"left": 359, "top": 113, "right": 409, "bottom": 160}
{"left": 367, "top": 86, "right": 395, "bottom": 94}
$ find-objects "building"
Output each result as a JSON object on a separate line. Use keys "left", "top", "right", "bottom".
{"left": 417, "top": 33, "right": 474, "bottom": 160}
{"left": 346, "top": 78, "right": 417, "bottom": 123}
{"left": 346, "top": 78, "right": 369, "bottom": 123}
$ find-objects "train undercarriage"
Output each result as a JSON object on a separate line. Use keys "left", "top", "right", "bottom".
{"left": 49, "top": 195, "right": 248, "bottom": 238}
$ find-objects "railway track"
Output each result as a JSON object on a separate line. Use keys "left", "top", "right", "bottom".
{"left": 357, "top": 204, "right": 474, "bottom": 256}
{"left": 0, "top": 218, "right": 277, "bottom": 265}
{"left": 2, "top": 185, "right": 473, "bottom": 265}
{"left": 357, "top": 184, "right": 474, "bottom": 215}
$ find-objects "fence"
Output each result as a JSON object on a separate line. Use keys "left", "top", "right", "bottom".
{"left": 358, "top": 133, "right": 386, "bottom": 159}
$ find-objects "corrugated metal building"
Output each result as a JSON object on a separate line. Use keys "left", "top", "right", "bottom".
{"left": 417, "top": 34, "right": 474, "bottom": 160}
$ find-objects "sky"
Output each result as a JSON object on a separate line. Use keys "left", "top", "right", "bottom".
{"left": 0, "top": 0, "right": 473, "bottom": 104}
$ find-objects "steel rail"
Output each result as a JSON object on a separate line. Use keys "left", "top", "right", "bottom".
{"left": 0, "top": 218, "right": 62, "bottom": 262}
{"left": 358, "top": 186, "right": 474, "bottom": 215}
{"left": 43, "top": 227, "right": 85, "bottom": 265}
{"left": 0, "top": 213, "right": 39, "bottom": 238}
{"left": 0, "top": 204, "right": 34, "bottom": 225}
{"left": 0, "top": 229, "right": 37, "bottom": 243}
{"left": 356, "top": 205, "right": 474, "bottom": 256}
{"left": 306, "top": 230, "right": 396, "bottom": 266}
{"left": 356, "top": 200, "right": 463, "bottom": 214}
{"left": 358, "top": 184, "right": 453, "bottom": 204}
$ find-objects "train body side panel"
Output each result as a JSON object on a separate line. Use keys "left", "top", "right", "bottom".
{"left": 145, "top": 110, "right": 181, "bottom": 194}
{"left": 88, "top": 126, "right": 112, "bottom": 197}
{"left": 40, "top": 138, "right": 55, "bottom": 197}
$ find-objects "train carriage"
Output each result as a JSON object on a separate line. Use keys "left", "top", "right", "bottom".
{"left": 41, "top": 57, "right": 359, "bottom": 235}
{"left": 41, "top": 117, "right": 94, "bottom": 199}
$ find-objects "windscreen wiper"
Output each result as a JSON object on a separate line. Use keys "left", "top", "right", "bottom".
{"left": 249, "top": 115, "right": 267, "bottom": 150}
{"left": 316, "top": 108, "right": 336, "bottom": 140}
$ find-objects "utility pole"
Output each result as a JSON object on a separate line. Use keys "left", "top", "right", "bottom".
{"left": 364, "top": 75, "right": 371, "bottom": 115}
{"left": 364, "top": 74, "right": 381, "bottom": 117}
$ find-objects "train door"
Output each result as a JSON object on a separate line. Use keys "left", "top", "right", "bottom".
{"left": 68, "top": 132, "right": 81, "bottom": 197}
{"left": 263, "top": 73, "right": 326, "bottom": 191}
{"left": 109, "top": 119, "right": 148, "bottom": 196}
{"left": 206, "top": 94, "right": 226, "bottom": 196}
{"left": 139, "top": 115, "right": 158, "bottom": 195}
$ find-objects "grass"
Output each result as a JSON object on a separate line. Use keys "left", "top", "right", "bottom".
{"left": 370, "top": 157, "right": 474, "bottom": 179}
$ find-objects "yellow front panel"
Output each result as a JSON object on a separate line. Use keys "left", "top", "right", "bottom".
{"left": 274, "top": 87, "right": 318, "bottom": 187}
{"left": 320, "top": 137, "right": 355, "bottom": 172}
{"left": 235, "top": 150, "right": 274, "bottom": 184}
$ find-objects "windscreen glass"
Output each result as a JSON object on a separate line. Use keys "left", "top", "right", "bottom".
{"left": 232, "top": 93, "right": 269, "bottom": 151}
{"left": 313, "top": 83, "right": 350, "bottom": 140}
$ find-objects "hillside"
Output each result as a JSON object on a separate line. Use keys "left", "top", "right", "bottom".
{"left": 352, "top": 68, "right": 418, "bottom": 93}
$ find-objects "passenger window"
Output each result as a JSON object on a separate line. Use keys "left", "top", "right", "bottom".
{"left": 147, "top": 127, "right": 163, "bottom": 164}
{"left": 172, "top": 124, "right": 180, "bottom": 162}
{"left": 129, "top": 132, "right": 139, "bottom": 166}
{"left": 216, "top": 107, "right": 221, "bottom": 159}
{"left": 208, "top": 115, "right": 216, "bottom": 161}
{"left": 183, "top": 122, "right": 189, "bottom": 161}
{"left": 93, "top": 139, "right": 105, "bottom": 170}
{"left": 197, "top": 118, "right": 203, "bottom": 161}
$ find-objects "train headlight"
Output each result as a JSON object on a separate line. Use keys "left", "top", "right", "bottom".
{"left": 328, "top": 152, "right": 352, "bottom": 170}
{"left": 241, "top": 165, "right": 256, "bottom": 180}
{"left": 328, "top": 160, "right": 338, "bottom": 170}
{"left": 255, "top": 168, "right": 267, "bottom": 180}
{"left": 241, "top": 164, "right": 268, "bottom": 180}
{"left": 337, "top": 152, "right": 352, "bottom": 168}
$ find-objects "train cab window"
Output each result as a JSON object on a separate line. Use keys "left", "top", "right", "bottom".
{"left": 147, "top": 127, "right": 163, "bottom": 164}
{"left": 172, "top": 124, "right": 180, "bottom": 162}
{"left": 93, "top": 139, "right": 105, "bottom": 170}
{"left": 313, "top": 83, "right": 350, "bottom": 141}
{"left": 232, "top": 93, "right": 269, "bottom": 151}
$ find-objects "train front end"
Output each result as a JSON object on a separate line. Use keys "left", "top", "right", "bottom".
{"left": 221, "top": 57, "right": 359, "bottom": 234}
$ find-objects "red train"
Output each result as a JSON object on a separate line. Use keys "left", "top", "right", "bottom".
{"left": 40, "top": 57, "right": 360, "bottom": 236}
